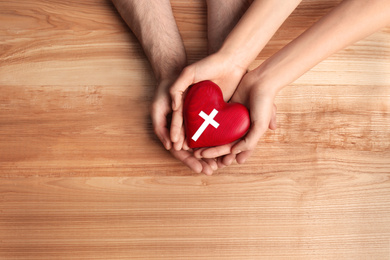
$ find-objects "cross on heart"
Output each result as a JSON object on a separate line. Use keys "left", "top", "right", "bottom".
{"left": 191, "top": 109, "right": 220, "bottom": 142}
{"left": 183, "top": 80, "right": 251, "bottom": 148}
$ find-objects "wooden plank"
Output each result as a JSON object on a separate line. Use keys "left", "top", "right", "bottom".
{"left": 1, "top": 176, "right": 389, "bottom": 259}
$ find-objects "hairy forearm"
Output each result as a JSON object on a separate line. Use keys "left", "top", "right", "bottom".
{"left": 218, "top": 0, "right": 302, "bottom": 70}
{"left": 111, "top": 0, "right": 186, "bottom": 82}
{"left": 254, "top": 0, "right": 390, "bottom": 94}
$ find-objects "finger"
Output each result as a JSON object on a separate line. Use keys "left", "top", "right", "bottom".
{"left": 216, "top": 153, "right": 235, "bottom": 168}
{"left": 150, "top": 103, "right": 172, "bottom": 150}
{"left": 202, "top": 158, "right": 218, "bottom": 172}
{"left": 198, "top": 142, "right": 236, "bottom": 158}
{"left": 236, "top": 150, "right": 253, "bottom": 164}
{"left": 182, "top": 138, "right": 190, "bottom": 151}
{"left": 217, "top": 157, "right": 227, "bottom": 168}
{"left": 232, "top": 122, "right": 268, "bottom": 155}
{"left": 169, "top": 67, "right": 195, "bottom": 111}
{"left": 193, "top": 148, "right": 206, "bottom": 158}
{"left": 170, "top": 149, "right": 202, "bottom": 173}
{"left": 155, "top": 127, "right": 172, "bottom": 150}
{"left": 269, "top": 104, "right": 277, "bottom": 130}
{"left": 199, "top": 160, "right": 214, "bottom": 175}
{"left": 170, "top": 104, "right": 184, "bottom": 143}
{"left": 173, "top": 125, "right": 186, "bottom": 151}
{"left": 221, "top": 153, "right": 236, "bottom": 166}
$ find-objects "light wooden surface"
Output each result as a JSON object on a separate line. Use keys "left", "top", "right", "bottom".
{"left": 1, "top": 0, "right": 390, "bottom": 259}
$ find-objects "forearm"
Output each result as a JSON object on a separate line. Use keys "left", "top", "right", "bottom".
{"left": 111, "top": 0, "right": 186, "bottom": 82}
{"left": 218, "top": 0, "right": 302, "bottom": 70}
{"left": 254, "top": 0, "right": 390, "bottom": 94}
{"left": 206, "top": 0, "right": 252, "bottom": 54}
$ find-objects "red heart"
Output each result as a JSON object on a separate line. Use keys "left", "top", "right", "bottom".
{"left": 183, "top": 80, "right": 250, "bottom": 148}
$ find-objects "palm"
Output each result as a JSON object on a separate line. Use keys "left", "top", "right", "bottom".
{"left": 229, "top": 73, "right": 278, "bottom": 163}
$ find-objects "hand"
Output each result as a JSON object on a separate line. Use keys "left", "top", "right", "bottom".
{"left": 150, "top": 79, "right": 174, "bottom": 150}
{"left": 194, "top": 70, "right": 277, "bottom": 165}
{"left": 169, "top": 52, "right": 247, "bottom": 151}
{"left": 230, "top": 72, "right": 278, "bottom": 164}
{"left": 151, "top": 78, "right": 219, "bottom": 175}
{"left": 170, "top": 149, "right": 217, "bottom": 175}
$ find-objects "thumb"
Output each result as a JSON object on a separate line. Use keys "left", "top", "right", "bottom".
{"left": 169, "top": 67, "right": 195, "bottom": 111}
{"left": 231, "top": 95, "right": 275, "bottom": 154}
{"left": 231, "top": 121, "right": 268, "bottom": 155}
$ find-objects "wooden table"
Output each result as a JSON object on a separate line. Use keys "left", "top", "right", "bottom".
{"left": 1, "top": 0, "right": 389, "bottom": 259}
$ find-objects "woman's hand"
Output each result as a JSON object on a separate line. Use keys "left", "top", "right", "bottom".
{"left": 229, "top": 71, "right": 278, "bottom": 164}
{"left": 193, "top": 70, "right": 277, "bottom": 166}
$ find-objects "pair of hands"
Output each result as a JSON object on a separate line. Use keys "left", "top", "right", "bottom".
{"left": 151, "top": 52, "right": 277, "bottom": 175}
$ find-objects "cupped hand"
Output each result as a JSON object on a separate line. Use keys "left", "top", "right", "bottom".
{"left": 151, "top": 78, "right": 219, "bottom": 175}
{"left": 230, "top": 74, "right": 277, "bottom": 164}
{"left": 169, "top": 53, "right": 247, "bottom": 150}
{"left": 194, "top": 70, "right": 278, "bottom": 165}
{"left": 150, "top": 78, "right": 176, "bottom": 150}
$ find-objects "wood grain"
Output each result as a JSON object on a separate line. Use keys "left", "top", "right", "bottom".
{"left": 1, "top": 0, "right": 390, "bottom": 259}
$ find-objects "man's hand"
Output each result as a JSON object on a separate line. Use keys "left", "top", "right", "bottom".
{"left": 151, "top": 77, "right": 219, "bottom": 174}
{"left": 150, "top": 79, "right": 175, "bottom": 150}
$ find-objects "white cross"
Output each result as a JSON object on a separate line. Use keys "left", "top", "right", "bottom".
{"left": 192, "top": 109, "right": 219, "bottom": 142}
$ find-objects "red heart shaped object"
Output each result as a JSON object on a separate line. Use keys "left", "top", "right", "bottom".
{"left": 183, "top": 80, "right": 250, "bottom": 148}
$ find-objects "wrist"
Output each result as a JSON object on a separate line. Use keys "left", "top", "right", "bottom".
{"left": 250, "top": 64, "right": 284, "bottom": 98}
{"left": 217, "top": 41, "right": 252, "bottom": 71}
{"left": 212, "top": 47, "right": 249, "bottom": 83}
{"left": 154, "top": 56, "right": 187, "bottom": 86}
